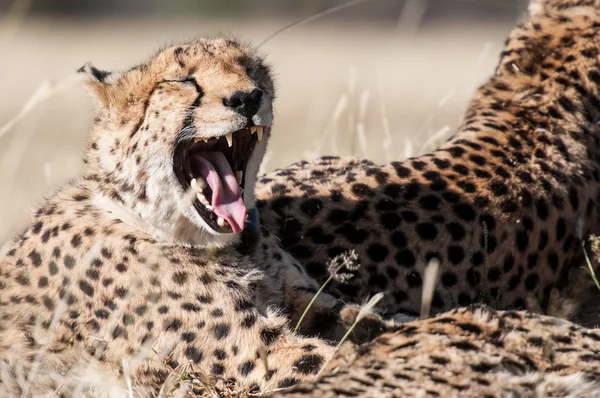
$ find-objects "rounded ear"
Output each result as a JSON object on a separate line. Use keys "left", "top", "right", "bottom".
{"left": 77, "top": 63, "right": 115, "bottom": 108}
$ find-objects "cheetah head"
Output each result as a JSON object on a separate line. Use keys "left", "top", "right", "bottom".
{"left": 80, "top": 38, "right": 274, "bottom": 247}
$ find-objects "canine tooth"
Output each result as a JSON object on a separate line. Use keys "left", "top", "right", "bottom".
{"left": 256, "top": 126, "right": 263, "bottom": 141}
{"left": 250, "top": 126, "right": 257, "bottom": 134}
{"left": 225, "top": 133, "right": 233, "bottom": 147}
{"left": 217, "top": 217, "right": 226, "bottom": 227}
{"left": 236, "top": 170, "right": 243, "bottom": 185}
{"left": 191, "top": 178, "right": 206, "bottom": 192}
{"left": 197, "top": 193, "right": 210, "bottom": 206}
{"left": 206, "top": 205, "right": 213, "bottom": 212}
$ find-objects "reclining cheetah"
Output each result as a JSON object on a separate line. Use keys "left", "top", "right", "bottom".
{"left": 256, "top": 0, "right": 600, "bottom": 325}
{"left": 260, "top": 0, "right": 600, "bottom": 396}
{"left": 0, "top": 38, "right": 387, "bottom": 397}
{"left": 273, "top": 306, "right": 600, "bottom": 397}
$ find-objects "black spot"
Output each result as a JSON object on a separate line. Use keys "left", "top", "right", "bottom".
{"left": 366, "top": 244, "right": 389, "bottom": 262}
{"left": 568, "top": 187, "right": 579, "bottom": 210}
{"left": 446, "top": 146, "right": 466, "bottom": 158}
{"left": 453, "top": 164, "right": 469, "bottom": 175}
{"left": 240, "top": 361, "right": 256, "bottom": 377}
{"left": 78, "top": 280, "right": 94, "bottom": 297}
{"left": 472, "top": 251, "right": 484, "bottom": 267}
{"left": 556, "top": 217, "right": 566, "bottom": 241}
{"left": 487, "top": 267, "right": 501, "bottom": 282}
{"left": 441, "top": 272, "right": 457, "bottom": 288}
{"left": 49, "top": 261, "right": 58, "bottom": 275}
{"left": 28, "top": 250, "right": 42, "bottom": 267}
{"left": 327, "top": 209, "right": 349, "bottom": 224}
{"left": 335, "top": 224, "right": 368, "bottom": 244}
{"left": 242, "top": 314, "right": 257, "bottom": 328}
{"left": 503, "top": 255, "right": 515, "bottom": 272}
{"left": 525, "top": 274, "right": 539, "bottom": 291}
{"left": 71, "top": 234, "right": 82, "bottom": 248}
{"left": 416, "top": 223, "right": 437, "bottom": 240}
{"left": 401, "top": 211, "right": 418, "bottom": 222}
{"left": 432, "top": 158, "right": 450, "bottom": 169}
{"left": 446, "top": 223, "right": 466, "bottom": 241}
{"left": 419, "top": 195, "right": 441, "bottom": 210}
{"left": 32, "top": 221, "right": 43, "bottom": 234}
{"left": 63, "top": 255, "right": 75, "bottom": 269}
{"left": 15, "top": 274, "right": 30, "bottom": 286}
{"left": 380, "top": 212, "right": 401, "bottom": 230}
{"left": 172, "top": 271, "right": 188, "bottom": 285}
{"left": 403, "top": 183, "right": 420, "bottom": 200}
{"left": 451, "top": 340, "right": 478, "bottom": 351}
{"left": 293, "top": 354, "right": 324, "bottom": 375}
{"left": 469, "top": 155, "right": 486, "bottom": 166}
{"left": 500, "top": 199, "right": 518, "bottom": 213}
{"left": 300, "top": 199, "right": 323, "bottom": 216}
{"left": 165, "top": 318, "right": 182, "bottom": 332}
{"left": 278, "top": 378, "right": 300, "bottom": 389}
{"left": 490, "top": 181, "right": 508, "bottom": 196}
{"left": 406, "top": 271, "right": 422, "bottom": 288}
{"left": 391, "top": 230, "right": 407, "bottom": 249}
{"left": 516, "top": 229, "right": 529, "bottom": 252}
{"left": 352, "top": 183, "right": 374, "bottom": 197}
{"left": 260, "top": 327, "right": 283, "bottom": 346}
{"left": 453, "top": 204, "right": 476, "bottom": 221}
{"left": 535, "top": 199, "right": 549, "bottom": 220}
{"left": 185, "top": 346, "right": 203, "bottom": 362}
{"left": 393, "top": 164, "right": 412, "bottom": 178}
{"left": 447, "top": 246, "right": 465, "bottom": 265}
{"left": 396, "top": 250, "right": 416, "bottom": 268}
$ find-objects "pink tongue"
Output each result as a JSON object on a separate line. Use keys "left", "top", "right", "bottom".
{"left": 189, "top": 152, "right": 246, "bottom": 233}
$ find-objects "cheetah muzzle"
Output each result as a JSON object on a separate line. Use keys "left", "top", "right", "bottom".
{"left": 174, "top": 124, "right": 268, "bottom": 233}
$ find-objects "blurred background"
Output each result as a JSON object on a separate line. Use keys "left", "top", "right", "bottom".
{"left": 0, "top": 0, "right": 526, "bottom": 242}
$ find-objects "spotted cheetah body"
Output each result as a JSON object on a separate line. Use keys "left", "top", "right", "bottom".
{"left": 257, "top": 0, "right": 600, "bottom": 324}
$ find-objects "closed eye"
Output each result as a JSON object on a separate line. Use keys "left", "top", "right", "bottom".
{"left": 163, "top": 77, "right": 202, "bottom": 94}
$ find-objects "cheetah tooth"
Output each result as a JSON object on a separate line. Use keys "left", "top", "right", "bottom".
{"left": 249, "top": 126, "right": 257, "bottom": 134}
{"left": 217, "top": 217, "right": 226, "bottom": 227}
{"left": 235, "top": 170, "right": 243, "bottom": 185}
{"left": 256, "top": 126, "right": 263, "bottom": 141}
{"left": 225, "top": 133, "right": 233, "bottom": 147}
{"left": 190, "top": 178, "right": 206, "bottom": 193}
{"left": 197, "top": 193, "right": 210, "bottom": 206}
{"left": 206, "top": 205, "right": 213, "bottom": 212}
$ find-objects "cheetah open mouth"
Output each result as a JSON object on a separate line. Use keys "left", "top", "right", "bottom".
{"left": 174, "top": 127, "right": 265, "bottom": 234}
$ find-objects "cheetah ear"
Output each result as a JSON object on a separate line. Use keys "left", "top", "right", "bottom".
{"left": 78, "top": 63, "right": 117, "bottom": 108}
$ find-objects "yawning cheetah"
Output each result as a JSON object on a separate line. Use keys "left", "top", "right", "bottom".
{"left": 0, "top": 38, "right": 386, "bottom": 397}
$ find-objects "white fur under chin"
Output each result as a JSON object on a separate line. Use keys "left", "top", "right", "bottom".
{"left": 93, "top": 193, "right": 239, "bottom": 248}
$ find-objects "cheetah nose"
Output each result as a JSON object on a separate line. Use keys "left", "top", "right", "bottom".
{"left": 222, "top": 89, "right": 263, "bottom": 119}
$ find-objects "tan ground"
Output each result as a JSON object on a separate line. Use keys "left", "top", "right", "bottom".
{"left": 0, "top": 17, "right": 515, "bottom": 243}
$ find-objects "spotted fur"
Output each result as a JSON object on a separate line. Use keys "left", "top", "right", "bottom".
{"left": 0, "top": 38, "right": 388, "bottom": 397}
{"left": 272, "top": 306, "right": 600, "bottom": 397}
{"left": 256, "top": 0, "right": 600, "bottom": 324}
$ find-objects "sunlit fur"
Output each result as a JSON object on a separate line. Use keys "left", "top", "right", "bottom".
{"left": 82, "top": 38, "right": 275, "bottom": 248}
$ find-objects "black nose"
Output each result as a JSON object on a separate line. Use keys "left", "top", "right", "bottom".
{"left": 222, "top": 89, "right": 263, "bottom": 118}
